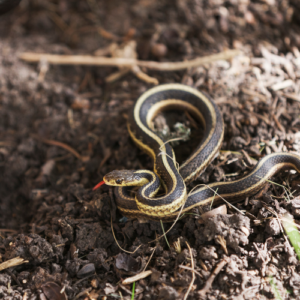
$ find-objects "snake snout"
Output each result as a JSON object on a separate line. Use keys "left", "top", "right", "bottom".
{"left": 103, "top": 170, "right": 137, "bottom": 186}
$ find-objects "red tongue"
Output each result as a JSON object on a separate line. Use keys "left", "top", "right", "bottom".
{"left": 93, "top": 180, "right": 105, "bottom": 190}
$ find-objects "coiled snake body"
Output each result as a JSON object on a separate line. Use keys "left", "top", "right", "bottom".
{"left": 102, "top": 84, "right": 300, "bottom": 221}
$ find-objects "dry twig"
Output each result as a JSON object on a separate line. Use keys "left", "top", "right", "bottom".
{"left": 179, "top": 265, "right": 203, "bottom": 278}
{"left": 197, "top": 257, "right": 230, "bottom": 298}
{"left": 32, "top": 135, "right": 89, "bottom": 162}
{"left": 183, "top": 242, "right": 195, "bottom": 300}
{"left": 19, "top": 49, "right": 241, "bottom": 71}
{"left": 143, "top": 246, "right": 157, "bottom": 272}
{"left": 110, "top": 216, "right": 142, "bottom": 254}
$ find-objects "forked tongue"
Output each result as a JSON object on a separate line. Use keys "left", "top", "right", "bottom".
{"left": 93, "top": 180, "right": 105, "bottom": 191}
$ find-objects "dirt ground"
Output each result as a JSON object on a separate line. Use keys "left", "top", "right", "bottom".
{"left": 1, "top": 0, "right": 300, "bottom": 299}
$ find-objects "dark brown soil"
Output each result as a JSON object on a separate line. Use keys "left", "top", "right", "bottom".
{"left": 1, "top": 1, "right": 300, "bottom": 299}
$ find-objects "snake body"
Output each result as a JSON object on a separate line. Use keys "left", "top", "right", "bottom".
{"left": 103, "top": 84, "right": 300, "bottom": 221}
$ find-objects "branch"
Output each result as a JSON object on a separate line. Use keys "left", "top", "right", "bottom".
{"left": 19, "top": 49, "right": 242, "bottom": 71}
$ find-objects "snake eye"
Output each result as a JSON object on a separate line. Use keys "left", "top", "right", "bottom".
{"left": 116, "top": 179, "right": 123, "bottom": 184}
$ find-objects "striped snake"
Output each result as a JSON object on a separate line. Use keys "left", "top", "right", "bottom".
{"left": 98, "top": 84, "right": 300, "bottom": 221}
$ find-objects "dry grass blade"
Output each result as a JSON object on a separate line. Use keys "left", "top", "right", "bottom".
{"left": 0, "top": 257, "right": 29, "bottom": 271}
{"left": 189, "top": 184, "right": 245, "bottom": 215}
{"left": 148, "top": 195, "right": 187, "bottom": 244}
{"left": 256, "top": 175, "right": 292, "bottom": 202}
{"left": 160, "top": 220, "right": 170, "bottom": 248}
{"left": 110, "top": 216, "right": 142, "bottom": 254}
{"left": 183, "top": 242, "right": 195, "bottom": 300}
{"left": 215, "top": 235, "right": 228, "bottom": 255}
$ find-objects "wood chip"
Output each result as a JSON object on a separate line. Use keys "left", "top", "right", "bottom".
{"left": 0, "top": 257, "right": 29, "bottom": 271}
{"left": 271, "top": 79, "right": 294, "bottom": 91}
{"left": 122, "top": 270, "right": 152, "bottom": 285}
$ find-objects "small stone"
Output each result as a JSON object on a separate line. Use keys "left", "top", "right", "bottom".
{"left": 151, "top": 43, "right": 168, "bottom": 58}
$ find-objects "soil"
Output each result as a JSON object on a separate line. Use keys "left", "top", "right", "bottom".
{"left": 1, "top": 0, "right": 300, "bottom": 299}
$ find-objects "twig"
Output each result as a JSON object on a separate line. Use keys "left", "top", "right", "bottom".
{"left": 19, "top": 49, "right": 241, "bottom": 71}
{"left": 131, "top": 65, "right": 159, "bottom": 85}
{"left": 189, "top": 183, "right": 245, "bottom": 215}
{"left": 183, "top": 242, "right": 195, "bottom": 300}
{"left": 105, "top": 68, "right": 130, "bottom": 83}
{"left": 160, "top": 220, "right": 170, "bottom": 248}
{"left": 143, "top": 246, "right": 157, "bottom": 272}
{"left": 197, "top": 257, "right": 230, "bottom": 298}
{"left": 179, "top": 265, "right": 203, "bottom": 278}
{"left": 0, "top": 228, "right": 17, "bottom": 233}
{"left": 32, "top": 135, "right": 89, "bottom": 162}
{"left": 110, "top": 216, "right": 142, "bottom": 254}
{"left": 148, "top": 194, "right": 186, "bottom": 244}
{"left": 253, "top": 243, "right": 266, "bottom": 264}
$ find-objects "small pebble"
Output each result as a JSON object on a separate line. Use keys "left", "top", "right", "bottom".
{"left": 151, "top": 43, "right": 168, "bottom": 58}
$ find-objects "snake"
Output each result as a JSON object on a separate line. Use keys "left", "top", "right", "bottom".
{"left": 98, "top": 83, "right": 300, "bottom": 221}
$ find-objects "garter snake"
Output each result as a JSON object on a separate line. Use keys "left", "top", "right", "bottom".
{"left": 101, "top": 84, "right": 300, "bottom": 221}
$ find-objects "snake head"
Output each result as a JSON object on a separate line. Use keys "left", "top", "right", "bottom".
{"left": 103, "top": 170, "right": 144, "bottom": 187}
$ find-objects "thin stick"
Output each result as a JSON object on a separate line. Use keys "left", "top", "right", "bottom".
{"left": 19, "top": 49, "right": 241, "bottom": 71}
{"left": 0, "top": 228, "right": 17, "bottom": 233}
{"left": 183, "top": 242, "right": 195, "bottom": 300}
{"left": 179, "top": 265, "right": 203, "bottom": 278}
{"left": 32, "top": 135, "right": 88, "bottom": 161}
{"left": 143, "top": 246, "right": 157, "bottom": 272}
{"left": 197, "top": 257, "right": 230, "bottom": 298}
{"left": 256, "top": 175, "right": 292, "bottom": 202}
{"left": 148, "top": 195, "right": 187, "bottom": 244}
{"left": 189, "top": 183, "right": 245, "bottom": 215}
{"left": 110, "top": 216, "right": 142, "bottom": 254}
{"left": 160, "top": 220, "right": 170, "bottom": 248}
